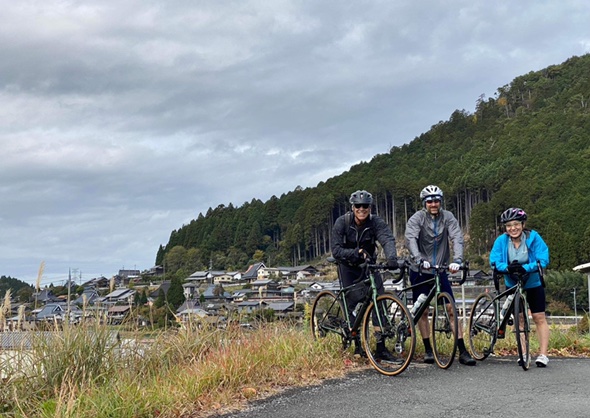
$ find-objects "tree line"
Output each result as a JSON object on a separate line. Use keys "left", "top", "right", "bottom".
{"left": 156, "top": 54, "right": 590, "bottom": 278}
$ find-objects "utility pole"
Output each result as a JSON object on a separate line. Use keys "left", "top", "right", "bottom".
{"left": 67, "top": 268, "right": 72, "bottom": 322}
{"left": 572, "top": 288, "right": 578, "bottom": 325}
{"left": 572, "top": 263, "right": 590, "bottom": 334}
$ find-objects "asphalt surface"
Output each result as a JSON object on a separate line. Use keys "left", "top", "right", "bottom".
{"left": 213, "top": 356, "right": 590, "bottom": 418}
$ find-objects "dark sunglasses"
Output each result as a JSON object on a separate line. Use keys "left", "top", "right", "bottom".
{"left": 425, "top": 199, "right": 441, "bottom": 204}
{"left": 354, "top": 204, "right": 370, "bottom": 209}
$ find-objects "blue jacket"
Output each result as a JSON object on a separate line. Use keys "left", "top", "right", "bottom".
{"left": 489, "top": 230, "right": 549, "bottom": 289}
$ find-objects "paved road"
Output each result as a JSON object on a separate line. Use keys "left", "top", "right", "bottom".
{"left": 213, "top": 356, "right": 590, "bottom": 418}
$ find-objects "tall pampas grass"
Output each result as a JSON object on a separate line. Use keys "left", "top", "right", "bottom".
{"left": 17, "top": 304, "right": 26, "bottom": 331}
{"left": 1, "top": 289, "right": 11, "bottom": 331}
{"left": 35, "top": 261, "right": 45, "bottom": 311}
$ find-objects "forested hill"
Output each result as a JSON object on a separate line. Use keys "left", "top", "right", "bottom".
{"left": 157, "top": 54, "right": 590, "bottom": 276}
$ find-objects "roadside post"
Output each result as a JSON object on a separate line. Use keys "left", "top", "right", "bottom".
{"left": 572, "top": 262, "right": 590, "bottom": 333}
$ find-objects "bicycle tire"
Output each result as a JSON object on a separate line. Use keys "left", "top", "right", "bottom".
{"left": 514, "top": 292, "right": 530, "bottom": 370}
{"left": 431, "top": 291, "right": 458, "bottom": 369}
{"left": 467, "top": 293, "right": 496, "bottom": 361}
{"left": 310, "top": 290, "right": 348, "bottom": 350}
{"left": 361, "top": 294, "right": 416, "bottom": 376}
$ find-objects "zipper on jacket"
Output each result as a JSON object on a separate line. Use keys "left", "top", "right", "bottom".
{"left": 432, "top": 217, "right": 438, "bottom": 266}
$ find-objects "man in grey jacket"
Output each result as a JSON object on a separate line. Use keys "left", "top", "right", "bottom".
{"left": 405, "top": 185, "right": 475, "bottom": 366}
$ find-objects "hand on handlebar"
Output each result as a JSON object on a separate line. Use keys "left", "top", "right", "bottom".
{"left": 420, "top": 260, "right": 431, "bottom": 270}
{"left": 508, "top": 260, "right": 526, "bottom": 275}
{"left": 385, "top": 258, "right": 399, "bottom": 270}
{"left": 449, "top": 262, "right": 461, "bottom": 273}
{"left": 358, "top": 249, "right": 376, "bottom": 264}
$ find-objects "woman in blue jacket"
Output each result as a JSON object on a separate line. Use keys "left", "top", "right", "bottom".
{"left": 489, "top": 207, "right": 550, "bottom": 367}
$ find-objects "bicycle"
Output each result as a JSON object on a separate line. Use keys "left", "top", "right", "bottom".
{"left": 396, "top": 260, "right": 469, "bottom": 369}
{"left": 467, "top": 262, "right": 544, "bottom": 370}
{"left": 310, "top": 257, "right": 416, "bottom": 376}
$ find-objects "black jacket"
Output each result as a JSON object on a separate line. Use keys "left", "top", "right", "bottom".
{"left": 331, "top": 212, "right": 397, "bottom": 266}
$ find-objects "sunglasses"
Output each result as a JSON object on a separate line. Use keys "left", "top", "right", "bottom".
{"left": 425, "top": 199, "right": 441, "bottom": 204}
{"left": 354, "top": 204, "right": 370, "bottom": 209}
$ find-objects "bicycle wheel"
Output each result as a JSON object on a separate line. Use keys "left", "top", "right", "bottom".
{"left": 468, "top": 293, "right": 496, "bottom": 361}
{"left": 431, "top": 292, "right": 458, "bottom": 369}
{"left": 513, "top": 292, "right": 530, "bottom": 370}
{"left": 361, "top": 294, "right": 416, "bottom": 376}
{"left": 310, "top": 290, "right": 348, "bottom": 350}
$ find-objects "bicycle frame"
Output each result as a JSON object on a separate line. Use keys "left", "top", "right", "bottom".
{"left": 468, "top": 262, "right": 542, "bottom": 370}
{"left": 396, "top": 262, "right": 468, "bottom": 326}
{"left": 311, "top": 260, "right": 385, "bottom": 339}
{"left": 396, "top": 261, "right": 468, "bottom": 368}
{"left": 335, "top": 265, "right": 388, "bottom": 336}
{"left": 310, "top": 257, "right": 416, "bottom": 376}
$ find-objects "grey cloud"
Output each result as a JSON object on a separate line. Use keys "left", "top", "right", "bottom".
{"left": 1, "top": 0, "right": 589, "bottom": 284}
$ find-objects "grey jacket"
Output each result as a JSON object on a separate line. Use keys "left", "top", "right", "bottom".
{"left": 405, "top": 209, "right": 463, "bottom": 271}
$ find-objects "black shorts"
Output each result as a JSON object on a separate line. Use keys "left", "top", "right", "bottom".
{"left": 525, "top": 285, "right": 546, "bottom": 314}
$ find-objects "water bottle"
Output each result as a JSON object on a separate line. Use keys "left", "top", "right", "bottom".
{"left": 500, "top": 294, "right": 514, "bottom": 321}
{"left": 352, "top": 303, "right": 362, "bottom": 318}
{"left": 411, "top": 294, "right": 428, "bottom": 316}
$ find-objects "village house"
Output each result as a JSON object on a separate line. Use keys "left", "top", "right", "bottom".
{"left": 100, "top": 288, "right": 136, "bottom": 305}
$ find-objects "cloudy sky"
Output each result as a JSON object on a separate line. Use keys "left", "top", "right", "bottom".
{"left": 1, "top": 1, "right": 589, "bottom": 286}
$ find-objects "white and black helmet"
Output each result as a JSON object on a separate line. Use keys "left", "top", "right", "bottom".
{"left": 349, "top": 190, "right": 373, "bottom": 205}
{"left": 420, "top": 185, "right": 443, "bottom": 204}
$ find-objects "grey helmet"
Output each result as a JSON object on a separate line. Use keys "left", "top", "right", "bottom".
{"left": 500, "top": 207, "right": 528, "bottom": 223}
{"left": 420, "top": 185, "right": 443, "bottom": 205}
{"left": 349, "top": 190, "right": 373, "bottom": 205}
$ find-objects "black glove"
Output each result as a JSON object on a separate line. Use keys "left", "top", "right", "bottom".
{"left": 359, "top": 249, "right": 375, "bottom": 263}
{"left": 386, "top": 259, "right": 399, "bottom": 270}
{"left": 508, "top": 260, "right": 526, "bottom": 275}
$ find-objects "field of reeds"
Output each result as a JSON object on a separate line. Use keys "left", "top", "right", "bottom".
{"left": 1, "top": 312, "right": 589, "bottom": 418}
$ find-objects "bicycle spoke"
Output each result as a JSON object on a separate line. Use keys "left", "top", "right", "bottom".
{"left": 310, "top": 291, "right": 349, "bottom": 350}
{"left": 514, "top": 292, "right": 530, "bottom": 370}
{"left": 362, "top": 294, "right": 416, "bottom": 376}
{"left": 468, "top": 293, "right": 496, "bottom": 361}
{"left": 431, "top": 292, "right": 458, "bottom": 369}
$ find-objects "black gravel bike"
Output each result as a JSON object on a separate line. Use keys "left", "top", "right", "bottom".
{"left": 396, "top": 260, "right": 469, "bottom": 369}
{"left": 310, "top": 257, "right": 416, "bottom": 376}
{"left": 468, "top": 262, "right": 544, "bottom": 370}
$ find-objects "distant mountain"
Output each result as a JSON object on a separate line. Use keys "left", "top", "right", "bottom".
{"left": 157, "top": 54, "right": 590, "bottom": 274}
{"left": 1, "top": 275, "right": 35, "bottom": 300}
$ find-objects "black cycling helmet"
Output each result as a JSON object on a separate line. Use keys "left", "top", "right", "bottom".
{"left": 500, "top": 207, "right": 528, "bottom": 223}
{"left": 349, "top": 190, "right": 373, "bottom": 205}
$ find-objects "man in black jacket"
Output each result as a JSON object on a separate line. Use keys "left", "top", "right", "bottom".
{"left": 331, "top": 190, "right": 399, "bottom": 361}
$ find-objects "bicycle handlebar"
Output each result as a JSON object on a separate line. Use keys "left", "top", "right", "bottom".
{"left": 327, "top": 256, "right": 470, "bottom": 285}
{"left": 327, "top": 256, "right": 407, "bottom": 284}
{"left": 387, "top": 258, "right": 470, "bottom": 285}
{"left": 363, "top": 261, "right": 406, "bottom": 284}
{"left": 418, "top": 261, "right": 470, "bottom": 285}
{"left": 491, "top": 260, "right": 545, "bottom": 291}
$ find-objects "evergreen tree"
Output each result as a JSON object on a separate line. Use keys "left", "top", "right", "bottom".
{"left": 167, "top": 277, "right": 185, "bottom": 310}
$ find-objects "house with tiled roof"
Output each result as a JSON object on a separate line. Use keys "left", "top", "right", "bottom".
{"left": 242, "top": 262, "right": 266, "bottom": 282}
{"left": 34, "top": 303, "right": 83, "bottom": 322}
{"left": 149, "top": 281, "right": 171, "bottom": 298}
{"left": 32, "top": 288, "right": 60, "bottom": 305}
{"left": 182, "top": 282, "right": 201, "bottom": 300}
{"left": 100, "top": 288, "right": 136, "bottom": 304}
{"left": 186, "top": 271, "right": 209, "bottom": 283}
{"left": 73, "top": 288, "right": 100, "bottom": 306}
